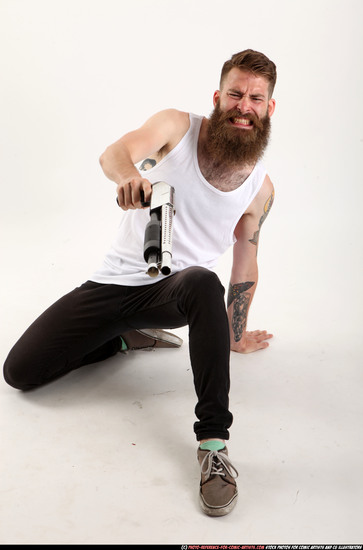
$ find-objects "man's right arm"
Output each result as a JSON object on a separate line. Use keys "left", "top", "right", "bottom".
{"left": 99, "top": 109, "right": 189, "bottom": 210}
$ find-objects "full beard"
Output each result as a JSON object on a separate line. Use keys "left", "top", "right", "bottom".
{"left": 205, "top": 101, "right": 271, "bottom": 167}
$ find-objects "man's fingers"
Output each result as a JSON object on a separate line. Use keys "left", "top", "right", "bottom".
{"left": 231, "top": 330, "right": 273, "bottom": 354}
{"left": 116, "top": 178, "right": 152, "bottom": 210}
{"left": 247, "top": 330, "right": 273, "bottom": 340}
{"left": 124, "top": 182, "right": 137, "bottom": 209}
{"left": 116, "top": 186, "right": 126, "bottom": 210}
{"left": 140, "top": 181, "right": 152, "bottom": 206}
{"left": 259, "top": 341, "right": 270, "bottom": 349}
{"left": 249, "top": 339, "right": 270, "bottom": 353}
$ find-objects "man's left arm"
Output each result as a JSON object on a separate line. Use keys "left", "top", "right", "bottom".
{"left": 228, "top": 175, "right": 275, "bottom": 353}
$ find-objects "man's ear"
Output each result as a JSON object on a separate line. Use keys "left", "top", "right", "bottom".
{"left": 213, "top": 90, "right": 220, "bottom": 107}
{"left": 268, "top": 98, "right": 276, "bottom": 117}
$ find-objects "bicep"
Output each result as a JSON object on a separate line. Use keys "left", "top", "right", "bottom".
{"left": 235, "top": 176, "right": 274, "bottom": 252}
{"left": 231, "top": 214, "right": 259, "bottom": 280}
{"left": 232, "top": 177, "right": 275, "bottom": 277}
{"left": 117, "top": 109, "right": 189, "bottom": 164}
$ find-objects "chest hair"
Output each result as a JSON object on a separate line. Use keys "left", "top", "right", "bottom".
{"left": 198, "top": 158, "right": 253, "bottom": 192}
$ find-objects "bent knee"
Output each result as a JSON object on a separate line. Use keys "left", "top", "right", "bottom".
{"left": 179, "top": 267, "right": 225, "bottom": 301}
{"left": 183, "top": 266, "right": 224, "bottom": 290}
{"left": 3, "top": 352, "right": 39, "bottom": 391}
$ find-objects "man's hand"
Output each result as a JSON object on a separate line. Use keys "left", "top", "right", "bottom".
{"left": 116, "top": 176, "right": 152, "bottom": 210}
{"left": 100, "top": 110, "right": 189, "bottom": 210}
{"left": 231, "top": 330, "right": 273, "bottom": 353}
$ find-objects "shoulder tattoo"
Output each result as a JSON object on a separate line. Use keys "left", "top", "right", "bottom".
{"left": 139, "top": 158, "right": 157, "bottom": 171}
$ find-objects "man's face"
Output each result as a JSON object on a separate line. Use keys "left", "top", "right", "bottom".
{"left": 216, "top": 67, "right": 275, "bottom": 124}
{"left": 206, "top": 68, "right": 276, "bottom": 166}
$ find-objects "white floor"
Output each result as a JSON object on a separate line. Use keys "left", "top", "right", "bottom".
{"left": 1, "top": 228, "right": 362, "bottom": 544}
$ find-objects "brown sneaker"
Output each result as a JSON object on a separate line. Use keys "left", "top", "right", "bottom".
{"left": 121, "top": 329, "right": 183, "bottom": 351}
{"left": 197, "top": 446, "right": 238, "bottom": 516}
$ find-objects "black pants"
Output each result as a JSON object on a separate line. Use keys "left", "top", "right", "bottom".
{"left": 3, "top": 266, "right": 233, "bottom": 440}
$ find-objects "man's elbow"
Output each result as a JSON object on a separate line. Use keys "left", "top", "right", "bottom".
{"left": 99, "top": 148, "right": 109, "bottom": 169}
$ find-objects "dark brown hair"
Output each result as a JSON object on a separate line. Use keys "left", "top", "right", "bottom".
{"left": 220, "top": 49, "right": 277, "bottom": 97}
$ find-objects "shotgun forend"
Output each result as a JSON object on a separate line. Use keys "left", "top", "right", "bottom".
{"left": 143, "top": 181, "right": 175, "bottom": 277}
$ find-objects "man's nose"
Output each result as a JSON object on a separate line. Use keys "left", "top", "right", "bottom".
{"left": 237, "top": 97, "right": 252, "bottom": 113}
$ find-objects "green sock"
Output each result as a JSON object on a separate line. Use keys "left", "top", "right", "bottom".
{"left": 120, "top": 337, "right": 128, "bottom": 351}
{"left": 200, "top": 440, "right": 225, "bottom": 452}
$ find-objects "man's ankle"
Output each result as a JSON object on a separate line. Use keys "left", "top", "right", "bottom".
{"left": 199, "top": 439, "right": 226, "bottom": 451}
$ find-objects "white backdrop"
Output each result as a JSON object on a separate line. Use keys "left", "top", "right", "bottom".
{"left": 1, "top": 0, "right": 362, "bottom": 347}
{"left": 1, "top": 0, "right": 363, "bottom": 543}
{"left": 1, "top": 0, "right": 363, "bottom": 344}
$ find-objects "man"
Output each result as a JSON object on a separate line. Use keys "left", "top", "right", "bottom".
{"left": 3, "top": 49, "right": 277, "bottom": 517}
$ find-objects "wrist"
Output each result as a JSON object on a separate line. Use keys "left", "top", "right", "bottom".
{"left": 230, "top": 336, "right": 247, "bottom": 352}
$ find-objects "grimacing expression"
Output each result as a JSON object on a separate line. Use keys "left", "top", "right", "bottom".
{"left": 206, "top": 100, "right": 271, "bottom": 166}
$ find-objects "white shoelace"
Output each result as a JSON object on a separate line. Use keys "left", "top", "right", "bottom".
{"left": 200, "top": 450, "right": 239, "bottom": 480}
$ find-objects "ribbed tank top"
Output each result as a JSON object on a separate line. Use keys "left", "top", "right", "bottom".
{"left": 90, "top": 113, "right": 267, "bottom": 286}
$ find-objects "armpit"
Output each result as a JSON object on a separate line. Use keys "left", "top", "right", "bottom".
{"left": 139, "top": 147, "right": 169, "bottom": 170}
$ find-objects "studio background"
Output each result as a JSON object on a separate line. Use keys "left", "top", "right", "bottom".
{"left": 1, "top": 0, "right": 362, "bottom": 544}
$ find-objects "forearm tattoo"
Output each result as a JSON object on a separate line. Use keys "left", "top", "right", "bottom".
{"left": 228, "top": 281, "right": 255, "bottom": 342}
{"left": 249, "top": 190, "right": 274, "bottom": 251}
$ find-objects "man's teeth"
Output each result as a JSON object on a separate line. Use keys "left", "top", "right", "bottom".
{"left": 233, "top": 117, "right": 252, "bottom": 125}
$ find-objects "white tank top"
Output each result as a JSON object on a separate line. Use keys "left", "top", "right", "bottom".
{"left": 90, "top": 113, "right": 267, "bottom": 286}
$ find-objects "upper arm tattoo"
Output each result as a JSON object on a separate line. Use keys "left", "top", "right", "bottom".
{"left": 140, "top": 158, "right": 157, "bottom": 171}
{"left": 249, "top": 189, "right": 274, "bottom": 249}
{"left": 228, "top": 281, "right": 255, "bottom": 342}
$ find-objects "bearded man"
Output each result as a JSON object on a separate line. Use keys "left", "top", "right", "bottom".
{"left": 4, "top": 49, "right": 277, "bottom": 517}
